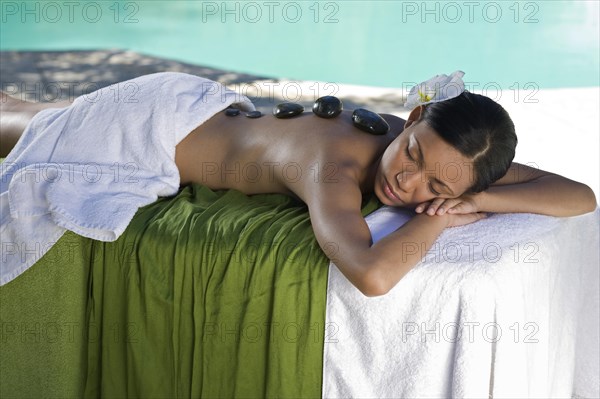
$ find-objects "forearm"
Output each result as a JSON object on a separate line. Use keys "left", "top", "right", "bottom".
{"left": 479, "top": 175, "right": 597, "bottom": 217}
{"left": 362, "top": 213, "right": 449, "bottom": 295}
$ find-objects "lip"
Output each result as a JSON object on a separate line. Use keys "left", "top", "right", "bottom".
{"left": 383, "top": 178, "right": 403, "bottom": 204}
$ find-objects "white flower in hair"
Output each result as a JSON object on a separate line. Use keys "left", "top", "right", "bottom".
{"left": 404, "top": 70, "right": 466, "bottom": 109}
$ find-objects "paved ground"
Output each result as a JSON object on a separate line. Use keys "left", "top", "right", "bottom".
{"left": 1, "top": 50, "right": 597, "bottom": 197}
{"left": 0, "top": 49, "right": 408, "bottom": 114}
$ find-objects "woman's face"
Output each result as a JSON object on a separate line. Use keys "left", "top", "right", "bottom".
{"left": 374, "top": 119, "right": 475, "bottom": 208}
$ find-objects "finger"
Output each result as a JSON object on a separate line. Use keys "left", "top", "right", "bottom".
{"left": 436, "top": 198, "right": 461, "bottom": 215}
{"left": 448, "top": 201, "right": 469, "bottom": 213}
{"left": 427, "top": 198, "right": 446, "bottom": 215}
{"left": 415, "top": 202, "right": 431, "bottom": 213}
{"left": 452, "top": 201, "right": 478, "bottom": 214}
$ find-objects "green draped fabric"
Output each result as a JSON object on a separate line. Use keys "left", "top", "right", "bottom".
{"left": 1, "top": 172, "right": 382, "bottom": 398}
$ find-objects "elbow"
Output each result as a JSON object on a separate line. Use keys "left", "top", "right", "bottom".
{"left": 342, "top": 252, "right": 405, "bottom": 297}
{"left": 579, "top": 184, "right": 598, "bottom": 215}
{"left": 558, "top": 182, "right": 598, "bottom": 216}
{"left": 355, "top": 268, "right": 393, "bottom": 298}
{"left": 585, "top": 186, "right": 598, "bottom": 213}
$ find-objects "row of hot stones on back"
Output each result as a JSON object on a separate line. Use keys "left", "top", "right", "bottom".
{"left": 224, "top": 96, "right": 390, "bottom": 135}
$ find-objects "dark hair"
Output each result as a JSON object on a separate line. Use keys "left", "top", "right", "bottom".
{"left": 419, "top": 91, "right": 517, "bottom": 193}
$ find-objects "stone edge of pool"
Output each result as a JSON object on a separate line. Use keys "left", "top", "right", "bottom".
{"left": 0, "top": 49, "right": 411, "bottom": 116}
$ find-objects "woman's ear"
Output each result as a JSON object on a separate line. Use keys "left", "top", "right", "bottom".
{"left": 404, "top": 104, "right": 425, "bottom": 129}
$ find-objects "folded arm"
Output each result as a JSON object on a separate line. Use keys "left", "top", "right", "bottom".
{"left": 306, "top": 171, "right": 484, "bottom": 297}
{"left": 417, "top": 162, "right": 597, "bottom": 217}
{"left": 480, "top": 162, "right": 597, "bottom": 216}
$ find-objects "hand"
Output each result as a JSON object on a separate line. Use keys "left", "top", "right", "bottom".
{"left": 415, "top": 192, "right": 482, "bottom": 216}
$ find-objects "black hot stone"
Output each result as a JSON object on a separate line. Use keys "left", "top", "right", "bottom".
{"left": 225, "top": 108, "right": 240, "bottom": 116}
{"left": 245, "top": 111, "right": 263, "bottom": 118}
{"left": 273, "top": 102, "right": 304, "bottom": 118}
{"left": 351, "top": 108, "right": 390, "bottom": 135}
{"left": 312, "top": 96, "right": 343, "bottom": 118}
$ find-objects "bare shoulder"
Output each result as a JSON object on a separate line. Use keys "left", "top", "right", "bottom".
{"left": 380, "top": 113, "right": 406, "bottom": 137}
{"left": 380, "top": 113, "right": 406, "bottom": 124}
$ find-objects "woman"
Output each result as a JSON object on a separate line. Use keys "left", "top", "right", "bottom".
{"left": 1, "top": 72, "right": 596, "bottom": 295}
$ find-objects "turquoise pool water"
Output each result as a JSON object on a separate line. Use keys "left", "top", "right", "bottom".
{"left": 1, "top": 0, "right": 598, "bottom": 88}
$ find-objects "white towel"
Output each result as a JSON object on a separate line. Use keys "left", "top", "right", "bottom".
{"left": 322, "top": 206, "right": 600, "bottom": 398}
{"left": 0, "top": 72, "right": 255, "bottom": 286}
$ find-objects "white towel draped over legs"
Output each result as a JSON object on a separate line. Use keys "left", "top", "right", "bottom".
{"left": 0, "top": 72, "right": 255, "bottom": 286}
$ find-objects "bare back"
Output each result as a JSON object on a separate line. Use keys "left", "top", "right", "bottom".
{"left": 175, "top": 109, "right": 405, "bottom": 203}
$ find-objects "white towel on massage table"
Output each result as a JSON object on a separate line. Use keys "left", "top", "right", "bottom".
{"left": 0, "top": 72, "right": 255, "bottom": 286}
{"left": 323, "top": 206, "right": 599, "bottom": 398}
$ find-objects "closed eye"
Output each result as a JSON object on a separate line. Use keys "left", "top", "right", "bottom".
{"left": 405, "top": 144, "right": 441, "bottom": 196}
{"left": 428, "top": 182, "right": 441, "bottom": 196}
{"left": 404, "top": 145, "right": 416, "bottom": 164}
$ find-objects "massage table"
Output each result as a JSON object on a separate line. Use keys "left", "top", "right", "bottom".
{"left": 1, "top": 169, "right": 598, "bottom": 397}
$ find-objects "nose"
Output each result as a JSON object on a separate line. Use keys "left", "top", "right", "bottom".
{"left": 396, "top": 170, "right": 421, "bottom": 193}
